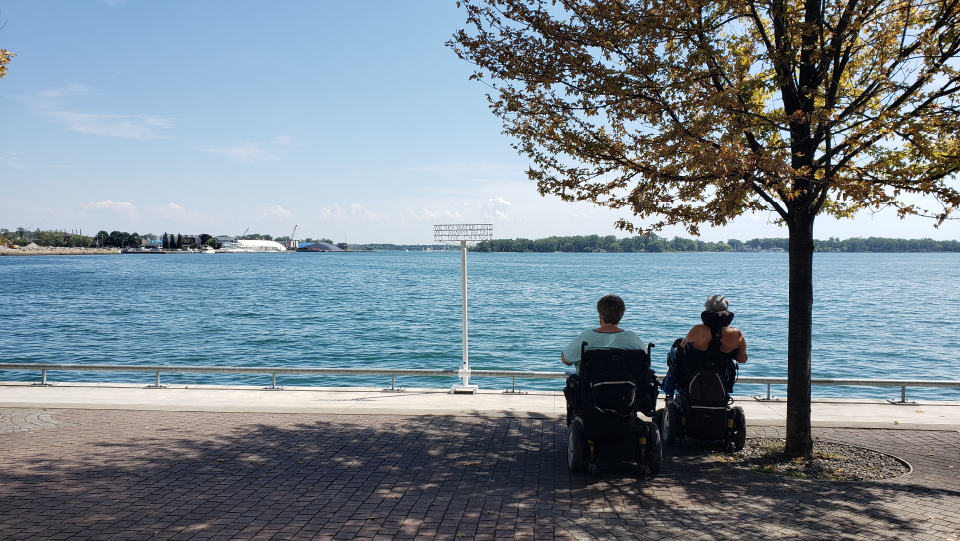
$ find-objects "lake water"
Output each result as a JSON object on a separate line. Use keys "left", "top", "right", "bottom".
{"left": 0, "top": 251, "right": 958, "bottom": 400}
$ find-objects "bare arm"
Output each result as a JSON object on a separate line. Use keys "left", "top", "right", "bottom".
{"left": 561, "top": 352, "right": 573, "bottom": 366}
{"left": 735, "top": 331, "right": 748, "bottom": 363}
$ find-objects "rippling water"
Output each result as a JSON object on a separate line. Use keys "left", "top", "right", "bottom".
{"left": 0, "top": 251, "right": 957, "bottom": 400}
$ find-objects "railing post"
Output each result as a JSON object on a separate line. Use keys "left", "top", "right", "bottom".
{"left": 382, "top": 374, "right": 404, "bottom": 392}
{"left": 503, "top": 376, "right": 526, "bottom": 394}
{"left": 146, "top": 370, "right": 166, "bottom": 389}
{"left": 264, "top": 372, "right": 283, "bottom": 391}
{"left": 752, "top": 382, "right": 779, "bottom": 402}
{"left": 32, "top": 368, "right": 53, "bottom": 387}
{"left": 886, "top": 385, "right": 918, "bottom": 405}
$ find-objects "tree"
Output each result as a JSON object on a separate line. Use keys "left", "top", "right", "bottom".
{"left": 451, "top": 0, "right": 959, "bottom": 456}
{"left": 0, "top": 49, "right": 14, "bottom": 80}
{"left": 95, "top": 230, "right": 109, "bottom": 248}
{"left": 162, "top": 232, "right": 169, "bottom": 250}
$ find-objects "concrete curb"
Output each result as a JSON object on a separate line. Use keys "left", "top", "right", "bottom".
{"left": 1, "top": 381, "right": 957, "bottom": 430}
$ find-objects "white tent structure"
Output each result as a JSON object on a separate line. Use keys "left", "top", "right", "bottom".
{"left": 222, "top": 239, "right": 287, "bottom": 252}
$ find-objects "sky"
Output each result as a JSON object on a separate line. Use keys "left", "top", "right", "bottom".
{"left": 1, "top": 1, "right": 957, "bottom": 244}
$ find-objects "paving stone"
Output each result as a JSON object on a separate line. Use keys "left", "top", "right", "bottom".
{"left": 0, "top": 408, "right": 956, "bottom": 540}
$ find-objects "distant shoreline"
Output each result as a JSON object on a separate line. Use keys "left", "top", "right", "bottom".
{"left": 0, "top": 247, "right": 120, "bottom": 256}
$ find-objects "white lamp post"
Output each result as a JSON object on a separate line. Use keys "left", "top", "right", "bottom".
{"left": 433, "top": 224, "right": 493, "bottom": 394}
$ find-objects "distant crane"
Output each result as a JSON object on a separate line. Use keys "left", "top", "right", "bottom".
{"left": 241, "top": 228, "right": 249, "bottom": 239}
{"left": 287, "top": 225, "right": 298, "bottom": 250}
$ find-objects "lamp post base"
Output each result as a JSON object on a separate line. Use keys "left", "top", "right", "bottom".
{"left": 450, "top": 384, "right": 478, "bottom": 394}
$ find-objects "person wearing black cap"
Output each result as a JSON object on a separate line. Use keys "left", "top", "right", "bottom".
{"left": 662, "top": 295, "right": 748, "bottom": 401}
{"left": 681, "top": 295, "right": 748, "bottom": 363}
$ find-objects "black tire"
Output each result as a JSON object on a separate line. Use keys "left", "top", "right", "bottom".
{"left": 646, "top": 421, "right": 662, "bottom": 474}
{"left": 663, "top": 402, "right": 679, "bottom": 446}
{"left": 653, "top": 408, "right": 664, "bottom": 430}
{"left": 733, "top": 406, "right": 747, "bottom": 451}
{"left": 568, "top": 418, "right": 584, "bottom": 471}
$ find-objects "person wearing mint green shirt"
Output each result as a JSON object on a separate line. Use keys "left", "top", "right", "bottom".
{"left": 561, "top": 295, "right": 646, "bottom": 375}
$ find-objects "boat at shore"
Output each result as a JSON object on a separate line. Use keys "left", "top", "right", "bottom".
{"left": 122, "top": 248, "right": 167, "bottom": 254}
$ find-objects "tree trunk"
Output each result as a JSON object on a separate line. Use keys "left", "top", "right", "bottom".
{"left": 785, "top": 212, "right": 815, "bottom": 458}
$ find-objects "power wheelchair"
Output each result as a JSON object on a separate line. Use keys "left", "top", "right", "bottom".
{"left": 564, "top": 342, "right": 661, "bottom": 474}
{"left": 654, "top": 339, "right": 747, "bottom": 452}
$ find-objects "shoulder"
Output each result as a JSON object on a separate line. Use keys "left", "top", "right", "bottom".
{"left": 567, "top": 329, "right": 598, "bottom": 346}
{"left": 621, "top": 330, "right": 646, "bottom": 346}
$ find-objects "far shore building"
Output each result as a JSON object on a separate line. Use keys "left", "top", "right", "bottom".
{"left": 298, "top": 242, "right": 343, "bottom": 252}
{"left": 221, "top": 239, "right": 288, "bottom": 252}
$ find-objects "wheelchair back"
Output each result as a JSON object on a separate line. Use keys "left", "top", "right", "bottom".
{"left": 577, "top": 345, "right": 657, "bottom": 443}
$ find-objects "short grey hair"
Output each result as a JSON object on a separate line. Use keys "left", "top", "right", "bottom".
{"left": 705, "top": 295, "right": 729, "bottom": 312}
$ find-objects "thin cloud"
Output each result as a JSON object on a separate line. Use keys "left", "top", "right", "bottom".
{"left": 205, "top": 142, "right": 282, "bottom": 163}
{"left": 481, "top": 197, "right": 512, "bottom": 221}
{"left": 318, "top": 205, "right": 348, "bottom": 222}
{"left": 2, "top": 152, "right": 25, "bottom": 169}
{"left": 571, "top": 212, "right": 591, "bottom": 220}
{"left": 318, "top": 204, "right": 383, "bottom": 223}
{"left": 32, "top": 84, "right": 174, "bottom": 139}
{"left": 405, "top": 161, "right": 518, "bottom": 175}
{"left": 256, "top": 205, "right": 293, "bottom": 220}
{"left": 403, "top": 208, "right": 462, "bottom": 222}
{"left": 37, "top": 83, "right": 94, "bottom": 99}
{"left": 146, "top": 202, "right": 216, "bottom": 224}
{"left": 81, "top": 200, "right": 140, "bottom": 218}
{"left": 350, "top": 204, "right": 382, "bottom": 222}
{"left": 42, "top": 111, "right": 174, "bottom": 139}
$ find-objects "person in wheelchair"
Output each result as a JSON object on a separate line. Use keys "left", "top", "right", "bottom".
{"left": 560, "top": 294, "right": 646, "bottom": 373}
{"left": 680, "top": 294, "right": 748, "bottom": 367}
{"left": 561, "top": 295, "right": 661, "bottom": 474}
{"left": 658, "top": 294, "right": 748, "bottom": 451}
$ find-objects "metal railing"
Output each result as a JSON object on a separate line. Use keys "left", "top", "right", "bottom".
{"left": 0, "top": 363, "right": 957, "bottom": 403}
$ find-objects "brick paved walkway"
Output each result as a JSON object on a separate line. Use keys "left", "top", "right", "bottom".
{"left": 1, "top": 408, "right": 957, "bottom": 540}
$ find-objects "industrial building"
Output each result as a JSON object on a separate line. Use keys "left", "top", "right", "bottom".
{"left": 297, "top": 242, "right": 343, "bottom": 252}
{"left": 220, "top": 239, "right": 288, "bottom": 252}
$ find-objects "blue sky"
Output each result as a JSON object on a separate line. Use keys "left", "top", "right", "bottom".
{"left": 1, "top": 1, "right": 957, "bottom": 243}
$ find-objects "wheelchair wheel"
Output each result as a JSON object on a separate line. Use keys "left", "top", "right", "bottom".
{"left": 653, "top": 408, "right": 664, "bottom": 431}
{"left": 567, "top": 418, "right": 584, "bottom": 471}
{"left": 646, "top": 421, "right": 662, "bottom": 474}
{"left": 733, "top": 406, "right": 747, "bottom": 451}
{"left": 663, "top": 402, "right": 679, "bottom": 446}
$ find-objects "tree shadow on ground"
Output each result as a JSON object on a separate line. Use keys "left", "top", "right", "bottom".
{"left": 0, "top": 410, "right": 956, "bottom": 540}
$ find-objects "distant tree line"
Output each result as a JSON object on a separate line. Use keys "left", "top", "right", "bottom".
{"left": 4, "top": 227, "right": 957, "bottom": 253}
{"left": 469, "top": 234, "right": 960, "bottom": 253}
{"left": 0, "top": 227, "right": 227, "bottom": 249}
{"left": 348, "top": 243, "right": 456, "bottom": 251}
{"left": 1, "top": 227, "right": 102, "bottom": 248}
{"left": 239, "top": 233, "right": 273, "bottom": 241}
